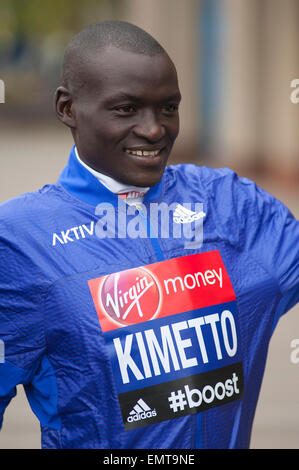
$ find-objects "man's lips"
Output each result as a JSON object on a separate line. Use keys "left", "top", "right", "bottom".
{"left": 124, "top": 147, "right": 165, "bottom": 158}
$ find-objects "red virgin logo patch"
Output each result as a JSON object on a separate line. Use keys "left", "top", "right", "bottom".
{"left": 99, "top": 267, "right": 161, "bottom": 327}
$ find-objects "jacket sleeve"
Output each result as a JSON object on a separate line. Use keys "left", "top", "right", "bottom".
{"left": 0, "top": 233, "right": 46, "bottom": 429}
{"left": 232, "top": 173, "right": 299, "bottom": 325}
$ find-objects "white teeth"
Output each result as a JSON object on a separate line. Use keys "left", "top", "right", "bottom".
{"left": 126, "top": 149, "right": 160, "bottom": 157}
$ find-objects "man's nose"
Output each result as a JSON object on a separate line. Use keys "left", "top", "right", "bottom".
{"left": 133, "top": 111, "right": 166, "bottom": 142}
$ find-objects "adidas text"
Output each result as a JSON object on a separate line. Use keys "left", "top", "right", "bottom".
{"left": 127, "top": 409, "right": 157, "bottom": 423}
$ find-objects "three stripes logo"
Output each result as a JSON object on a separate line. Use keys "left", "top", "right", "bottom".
{"left": 127, "top": 398, "right": 157, "bottom": 423}
{"left": 173, "top": 203, "right": 206, "bottom": 224}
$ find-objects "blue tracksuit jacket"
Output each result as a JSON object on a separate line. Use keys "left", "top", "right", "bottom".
{"left": 0, "top": 145, "right": 298, "bottom": 448}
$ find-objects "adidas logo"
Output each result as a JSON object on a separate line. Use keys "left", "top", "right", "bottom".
{"left": 127, "top": 398, "right": 157, "bottom": 423}
{"left": 173, "top": 204, "right": 206, "bottom": 224}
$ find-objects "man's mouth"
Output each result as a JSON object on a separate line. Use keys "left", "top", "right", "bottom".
{"left": 125, "top": 148, "right": 163, "bottom": 157}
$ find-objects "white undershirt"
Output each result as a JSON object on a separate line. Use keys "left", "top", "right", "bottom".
{"left": 75, "top": 147, "right": 149, "bottom": 207}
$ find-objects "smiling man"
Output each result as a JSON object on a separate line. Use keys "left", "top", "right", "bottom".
{"left": 0, "top": 21, "right": 298, "bottom": 450}
{"left": 56, "top": 22, "right": 181, "bottom": 190}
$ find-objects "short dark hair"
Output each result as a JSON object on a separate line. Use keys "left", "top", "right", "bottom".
{"left": 61, "top": 21, "right": 167, "bottom": 93}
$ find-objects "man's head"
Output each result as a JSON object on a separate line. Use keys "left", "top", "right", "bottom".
{"left": 54, "top": 21, "right": 181, "bottom": 187}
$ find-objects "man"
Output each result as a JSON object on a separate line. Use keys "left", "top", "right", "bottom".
{"left": 0, "top": 21, "right": 298, "bottom": 449}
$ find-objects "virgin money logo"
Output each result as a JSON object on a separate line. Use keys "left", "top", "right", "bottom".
{"left": 100, "top": 268, "right": 161, "bottom": 327}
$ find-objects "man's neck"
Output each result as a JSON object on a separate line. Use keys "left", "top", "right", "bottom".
{"left": 75, "top": 147, "right": 149, "bottom": 204}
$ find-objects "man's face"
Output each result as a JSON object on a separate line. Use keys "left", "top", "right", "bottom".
{"left": 70, "top": 46, "right": 181, "bottom": 187}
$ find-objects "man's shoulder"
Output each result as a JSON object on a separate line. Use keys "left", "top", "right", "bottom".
{"left": 164, "top": 163, "right": 285, "bottom": 213}
{"left": 0, "top": 183, "right": 66, "bottom": 238}
{"left": 0, "top": 183, "right": 63, "bottom": 218}
{"left": 165, "top": 162, "right": 278, "bottom": 193}
{"left": 165, "top": 163, "right": 243, "bottom": 189}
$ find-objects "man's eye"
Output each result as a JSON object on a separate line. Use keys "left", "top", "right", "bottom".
{"left": 116, "top": 105, "right": 136, "bottom": 113}
{"left": 161, "top": 104, "right": 179, "bottom": 113}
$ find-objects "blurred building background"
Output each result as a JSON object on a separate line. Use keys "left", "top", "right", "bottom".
{"left": 1, "top": 0, "right": 298, "bottom": 181}
{"left": 0, "top": 0, "right": 298, "bottom": 449}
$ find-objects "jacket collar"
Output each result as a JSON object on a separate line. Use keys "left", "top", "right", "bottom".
{"left": 58, "top": 145, "right": 163, "bottom": 207}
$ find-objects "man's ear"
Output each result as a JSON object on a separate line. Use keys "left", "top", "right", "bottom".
{"left": 54, "top": 86, "right": 76, "bottom": 128}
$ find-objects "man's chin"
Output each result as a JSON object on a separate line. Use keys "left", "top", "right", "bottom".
{"left": 121, "top": 168, "right": 165, "bottom": 188}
